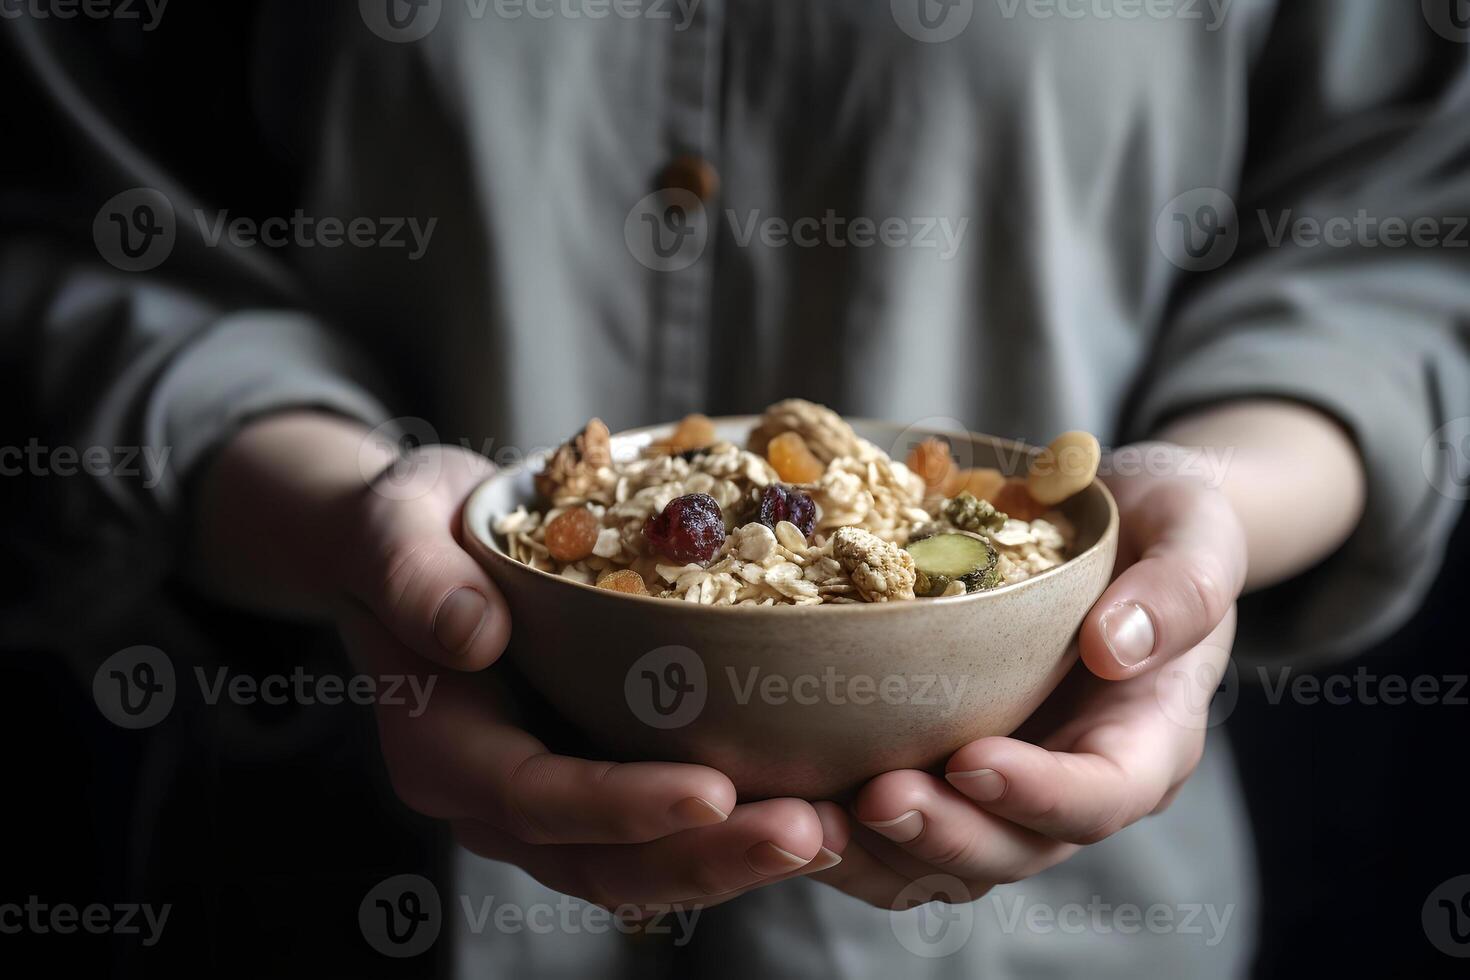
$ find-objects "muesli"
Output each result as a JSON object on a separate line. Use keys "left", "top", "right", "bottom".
{"left": 494, "top": 400, "right": 1098, "bottom": 605}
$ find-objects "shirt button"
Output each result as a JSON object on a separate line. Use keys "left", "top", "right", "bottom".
{"left": 659, "top": 154, "right": 720, "bottom": 203}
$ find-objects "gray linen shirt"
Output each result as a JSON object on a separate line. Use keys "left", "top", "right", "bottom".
{"left": 5, "top": 2, "right": 1468, "bottom": 976}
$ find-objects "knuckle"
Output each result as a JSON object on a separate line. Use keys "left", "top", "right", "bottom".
{"left": 1178, "top": 555, "right": 1233, "bottom": 630}
{"left": 688, "top": 862, "right": 735, "bottom": 899}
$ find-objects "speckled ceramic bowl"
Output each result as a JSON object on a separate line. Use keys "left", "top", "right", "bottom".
{"left": 463, "top": 418, "right": 1117, "bottom": 800}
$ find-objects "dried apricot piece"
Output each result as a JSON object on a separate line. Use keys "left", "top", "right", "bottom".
{"left": 992, "top": 479, "right": 1049, "bottom": 522}
{"left": 954, "top": 467, "right": 1006, "bottom": 503}
{"left": 596, "top": 569, "right": 649, "bottom": 595}
{"left": 766, "top": 431, "right": 825, "bottom": 483}
{"left": 664, "top": 413, "right": 718, "bottom": 453}
{"left": 545, "top": 507, "right": 601, "bottom": 562}
{"left": 1027, "top": 431, "right": 1101, "bottom": 505}
{"left": 906, "top": 437, "right": 957, "bottom": 493}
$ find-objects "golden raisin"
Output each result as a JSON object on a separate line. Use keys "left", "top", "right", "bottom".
{"left": 766, "top": 431, "right": 825, "bottom": 483}
{"left": 991, "top": 479, "right": 1048, "bottom": 522}
{"left": 954, "top": 467, "right": 1006, "bottom": 503}
{"left": 596, "top": 569, "right": 650, "bottom": 595}
{"left": 906, "top": 438, "right": 957, "bottom": 493}
{"left": 665, "top": 413, "right": 718, "bottom": 453}
{"left": 545, "top": 507, "right": 601, "bottom": 562}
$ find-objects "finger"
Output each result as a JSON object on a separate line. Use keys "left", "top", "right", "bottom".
{"left": 706, "top": 800, "right": 850, "bottom": 905}
{"left": 353, "top": 447, "right": 510, "bottom": 671}
{"left": 944, "top": 732, "right": 1176, "bottom": 845}
{"left": 342, "top": 604, "right": 736, "bottom": 841}
{"left": 854, "top": 770, "right": 1077, "bottom": 884}
{"left": 454, "top": 797, "right": 828, "bottom": 908}
{"left": 1081, "top": 480, "right": 1246, "bottom": 679}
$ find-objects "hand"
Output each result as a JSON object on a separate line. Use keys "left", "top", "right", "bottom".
{"left": 813, "top": 447, "right": 1246, "bottom": 907}
{"left": 337, "top": 443, "right": 844, "bottom": 913}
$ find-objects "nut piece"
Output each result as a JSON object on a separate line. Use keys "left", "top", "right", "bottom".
{"left": 832, "top": 526, "right": 916, "bottom": 602}
{"left": 747, "top": 399, "right": 864, "bottom": 465}
{"left": 1026, "top": 431, "right": 1101, "bottom": 506}
{"left": 536, "top": 418, "right": 612, "bottom": 501}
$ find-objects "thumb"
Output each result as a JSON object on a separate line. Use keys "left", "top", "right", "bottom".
{"left": 1079, "top": 479, "right": 1246, "bottom": 680}
{"left": 350, "top": 446, "right": 510, "bottom": 671}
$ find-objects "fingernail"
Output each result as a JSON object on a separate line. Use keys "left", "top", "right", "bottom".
{"left": 805, "top": 847, "right": 843, "bottom": 873}
{"left": 861, "top": 809, "right": 924, "bottom": 843}
{"left": 434, "top": 588, "right": 488, "bottom": 656}
{"left": 745, "top": 841, "right": 811, "bottom": 877}
{"left": 668, "top": 796, "right": 728, "bottom": 830}
{"left": 947, "top": 768, "right": 1007, "bottom": 802}
{"left": 1101, "top": 601, "right": 1156, "bottom": 668}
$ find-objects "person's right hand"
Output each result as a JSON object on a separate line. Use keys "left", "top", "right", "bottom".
{"left": 338, "top": 443, "right": 844, "bottom": 913}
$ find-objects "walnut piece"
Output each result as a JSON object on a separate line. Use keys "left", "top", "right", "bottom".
{"left": 832, "top": 526, "right": 916, "bottom": 602}
{"left": 747, "top": 398, "right": 864, "bottom": 465}
{"left": 535, "top": 418, "right": 612, "bottom": 501}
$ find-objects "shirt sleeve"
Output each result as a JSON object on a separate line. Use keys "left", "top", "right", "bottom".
{"left": 2, "top": 21, "right": 395, "bottom": 634}
{"left": 1127, "top": 2, "right": 1470, "bottom": 668}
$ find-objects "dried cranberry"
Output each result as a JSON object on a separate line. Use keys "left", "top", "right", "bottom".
{"left": 643, "top": 493, "right": 726, "bottom": 564}
{"left": 756, "top": 485, "right": 817, "bottom": 537}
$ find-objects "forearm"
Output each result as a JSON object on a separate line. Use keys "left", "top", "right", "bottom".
{"left": 186, "top": 411, "right": 394, "bottom": 618}
{"left": 1154, "top": 398, "right": 1366, "bottom": 593}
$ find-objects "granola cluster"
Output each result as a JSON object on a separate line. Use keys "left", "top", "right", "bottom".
{"left": 494, "top": 400, "right": 1084, "bottom": 605}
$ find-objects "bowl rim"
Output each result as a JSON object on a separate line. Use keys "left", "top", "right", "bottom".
{"left": 463, "top": 416, "right": 1119, "bottom": 615}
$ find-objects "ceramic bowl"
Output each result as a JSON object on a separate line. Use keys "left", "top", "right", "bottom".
{"left": 463, "top": 417, "right": 1117, "bottom": 800}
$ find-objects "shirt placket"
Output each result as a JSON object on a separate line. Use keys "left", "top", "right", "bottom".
{"left": 652, "top": 0, "right": 724, "bottom": 420}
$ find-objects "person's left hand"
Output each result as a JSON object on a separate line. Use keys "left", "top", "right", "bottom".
{"left": 813, "top": 448, "right": 1247, "bottom": 908}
